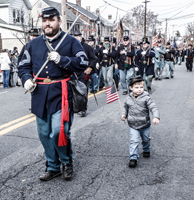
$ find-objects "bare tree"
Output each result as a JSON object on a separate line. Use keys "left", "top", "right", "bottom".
{"left": 186, "top": 23, "right": 194, "bottom": 35}
{"left": 12, "top": 7, "right": 31, "bottom": 45}
{"left": 123, "top": 5, "right": 161, "bottom": 33}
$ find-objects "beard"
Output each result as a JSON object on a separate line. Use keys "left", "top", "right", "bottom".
{"left": 43, "top": 25, "right": 60, "bottom": 37}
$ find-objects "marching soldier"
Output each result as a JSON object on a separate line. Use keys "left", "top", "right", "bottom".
{"left": 97, "top": 36, "right": 117, "bottom": 88}
{"left": 18, "top": 7, "right": 88, "bottom": 181}
{"left": 184, "top": 44, "right": 194, "bottom": 72}
{"left": 73, "top": 31, "right": 96, "bottom": 117}
{"left": 154, "top": 40, "right": 166, "bottom": 80}
{"left": 87, "top": 35, "right": 99, "bottom": 93}
{"left": 112, "top": 37, "right": 120, "bottom": 90}
{"left": 136, "top": 37, "right": 155, "bottom": 92}
{"left": 96, "top": 41, "right": 104, "bottom": 91}
{"left": 174, "top": 47, "right": 179, "bottom": 64}
{"left": 164, "top": 42, "right": 175, "bottom": 79}
{"left": 115, "top": 36, "right": 135, "bottom": 94}
{"left": 178, "top": 48, "right": 183, "bottom": 65}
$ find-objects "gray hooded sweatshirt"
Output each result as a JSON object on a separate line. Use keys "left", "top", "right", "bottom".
{"left": 123, "top": 91, "right": 160, "bottom": 130}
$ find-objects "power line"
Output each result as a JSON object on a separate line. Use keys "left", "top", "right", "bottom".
{"left": 159, "top": 2, "right": 194, "bottom": 17}
{"left": 102, "top": 0, "right": 128, "bottom": 12}
{"left": 169, "top": 1, "right": 194, "bottom": 19}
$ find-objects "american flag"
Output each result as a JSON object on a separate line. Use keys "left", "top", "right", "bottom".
{"left": 152, "top": 34, "right": 158, "bottom": 47}
{"left": 105, "top": 85, "right": 119, "bottom": 104}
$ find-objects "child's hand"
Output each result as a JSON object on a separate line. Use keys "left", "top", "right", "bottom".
{"left": 121, "top": 115, "right": 126, "bottom": 121}
{"left": 153, "top": 118, "right": 160, "bottom": 124}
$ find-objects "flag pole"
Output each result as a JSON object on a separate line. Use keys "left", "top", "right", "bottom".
{"left": 113, "top": 79, "right": 127, "bottom": 127}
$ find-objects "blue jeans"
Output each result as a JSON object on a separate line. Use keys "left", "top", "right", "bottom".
{"left": 102, "top": 65, "right": 114, "bottom": 88}
{"left": 165, "top": 61, "right": 174, "bottom": 78}
{"left": 178, "top": 57, "right": 182, "bottom": 65}
{"left": 119, "top": 68, "right": 134, "bottom": 92}
{"left": 113, "top": 68, "right": 120, "bottom": 88}
{"left": 98, "top": 68, "right": 104, "bottom": 89}
{"left": 129, "top": 126, "right": 151, "bottom": 160}
{"left": 36, "top": 109, "right": 74, "bottom": 172}
{"left": 89, "top": 73, "right": 98, "bottom": 92}
{"left": 2, "top": 70, "right": 10, "bottom": 88}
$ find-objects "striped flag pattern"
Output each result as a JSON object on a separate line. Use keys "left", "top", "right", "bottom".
{"left": 152, "top": 34, "right": 158, "bottom": 47}
{"left": 105, "top": 85, "right": 119, "bottom": 104}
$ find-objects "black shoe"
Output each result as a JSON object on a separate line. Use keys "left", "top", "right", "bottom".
{"left": 155, "top": 77, "right": 158, "bottom": 80}
{"left": 39, "top": 170, "right": 61, "bottom": 181}
{"left": 80, "top": 111, "right": 86, "bottom": 117}
{"left": 62, "top": 163, "right": 73, "bottom": 180}
{"left": 171, "top": 76, "right": 174, "bottom": 78}
{"left": 122, "top": 91, "right": 127, "bottom": 95}
{"left": 116, "top": 87, "right": 119, "bottom": 91}
{"left": 164, "top": 77, "right": 169, "bottom": 79}
{"left": 99, "top": 87, "right": 103, "bottom": 91}
{"left": 129, "top": 159, "right": 137, "bottom": 168}
{"left": 143, "top": 152, "right": 150, "bottom": 158}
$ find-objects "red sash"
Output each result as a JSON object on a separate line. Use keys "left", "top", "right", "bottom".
{"left": 34, "top": 75, "right": 70, "bottom": 146}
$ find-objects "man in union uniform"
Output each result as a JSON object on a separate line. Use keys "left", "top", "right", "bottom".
{"left": 18, "top": 7, "right": 88, "bottom": 181}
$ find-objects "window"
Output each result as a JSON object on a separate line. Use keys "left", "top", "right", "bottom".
{"left": 13, "top": 9, "right": 24, "bottom": 23}
{"left": 17, "top": 10, "right": 20, "bottom": 23}
{"left": 21, "top": 10, "right": 24, "bottom": 23}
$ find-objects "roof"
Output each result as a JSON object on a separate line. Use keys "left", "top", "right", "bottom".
{"left": 0, "top": 0, "right": 10, "bottom": 4}
{"left": 93, "top": 13, "right": 113, "bottom": 27}
{"left": 66, "top": 1, "right": 97, "bottom": 21}
{"left": 0, "top": 0, "right": 32, "bottom": 10}
{"left": 42, "top": 0, "right": 83, "bottom": 24}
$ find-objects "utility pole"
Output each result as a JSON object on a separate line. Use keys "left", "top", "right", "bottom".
{"left": 165, "top": 18, "right": 168, "bottom": 45}
{"left": 142, "top": 0, "right": 150, "bottom": 38}
{"left": 61, "top": 0, "right": 67, "bottom": 32}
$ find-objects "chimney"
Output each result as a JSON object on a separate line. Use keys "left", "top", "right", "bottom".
{"left": 96, "top": 9, "right": 100, "bottom": 15}
{"left": 86, "top": 6, "right": 90, "bottom": 11}
{"left": 76, "top": 0, "right": 81, "bottom": 6}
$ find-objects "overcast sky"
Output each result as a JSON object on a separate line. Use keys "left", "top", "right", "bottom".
{"left": 31, "top": 0, "right": 194, "bottom": 36}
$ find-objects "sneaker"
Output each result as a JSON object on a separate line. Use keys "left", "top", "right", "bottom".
{"left": 143, "top": 152, "right": 150, "bottom": 158}
{"left": 128, "top": 159, "right": 137, "bottom": 168}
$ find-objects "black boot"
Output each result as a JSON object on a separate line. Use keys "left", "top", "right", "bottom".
{"left": 62, "top": 163, "right": 73, "bottom": 180}
{"left": 39, "top": 170, "right": 61, "bottom": 181}
{"left": 129, "top": 159, "right": 137, "bottom": 168}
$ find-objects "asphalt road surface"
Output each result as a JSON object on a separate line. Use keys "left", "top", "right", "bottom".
{"left": 1, "top": 62, "right": 194, "bottom": 200}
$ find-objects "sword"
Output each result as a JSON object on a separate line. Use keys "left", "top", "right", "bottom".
{"left": 25, "top": 14, "right": 81, "bottom": 94}
{"left": 87, "top": 74, "right": 98, "bottom": 106}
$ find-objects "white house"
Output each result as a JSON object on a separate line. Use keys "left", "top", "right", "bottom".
{"left": 0, "top": 0, "right": 32, "bottom": 51}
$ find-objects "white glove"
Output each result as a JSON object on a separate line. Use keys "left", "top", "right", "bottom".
{"left": 103, "top": 49, "right": 108, "bottom": 54}
{"left": 135, "top": 67, "right": 139, "bottom": 72}
{"left": 48, "top": 51, "right": 60, "bottom": 64}
{"left": 96, "top": 63, "right": 100, "bottom": 70}
{"left": 24, "top": 79, "right": 34, "bottom": 91}
{"left": 141, "top": 51, "right": 146, "bottom": 55}
{"left": 166, "top": 49, "right": 169, "bottom": 52}
{"left": 156, "top": 47, "right": 160, "bottom": 50}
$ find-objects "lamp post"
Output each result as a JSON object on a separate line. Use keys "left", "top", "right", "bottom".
{"left": 96, "top": 16, "right": 101, "bottom": 42}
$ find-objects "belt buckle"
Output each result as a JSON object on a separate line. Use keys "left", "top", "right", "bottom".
{"left": 43, "top": 78, "right": 51, "bottom": 83}
{"left": 143, "top": 61, "right": 147, "bottom": 64}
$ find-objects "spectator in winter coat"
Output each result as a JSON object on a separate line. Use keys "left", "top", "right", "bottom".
{"left": 0, "top": 49, "right": 11, "bottom": 88}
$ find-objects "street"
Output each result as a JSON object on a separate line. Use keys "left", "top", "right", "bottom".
{"left": 1, "top": 62, "right": 194, "bottom": 200}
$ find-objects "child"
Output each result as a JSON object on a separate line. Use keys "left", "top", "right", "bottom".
{"left": 121, "top": 75, "right": 160, "bottom": 167}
